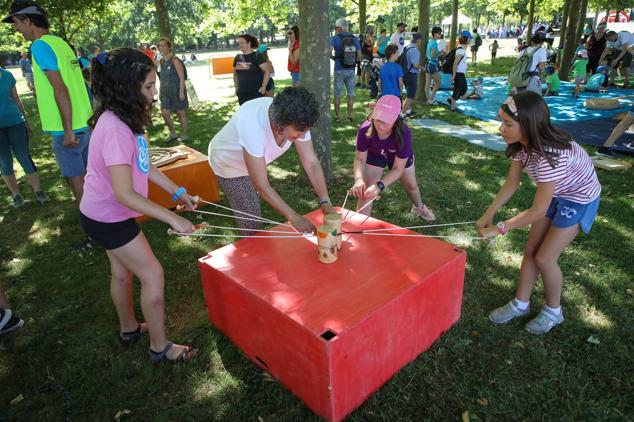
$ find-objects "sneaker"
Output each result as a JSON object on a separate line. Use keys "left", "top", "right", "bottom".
{"left": 489, "top": 299, "right": 530, "bottom": 324}
{"left": 35, "top": 191, "right": 50, "bottom": 204}
{"left": 12, "top": 194, "right": 24, "bottom": 208}
{"left": 0, "top": 309, "right": 24, "bottom": 336}
{"left": 597, "top": 146, "right": 620, "bottom": 159}
{"left": 411, "top": 204, "right": 436, "bottom": 222}
{"left": 405, "top": 111, "right": 418, "bottom": 119}
{"left": 525, "top": 308, "right": 564, "bottom": 334}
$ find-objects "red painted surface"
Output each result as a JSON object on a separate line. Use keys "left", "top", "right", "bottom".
{"left": 199, "top": 209, "right": 466, "bottom": 421}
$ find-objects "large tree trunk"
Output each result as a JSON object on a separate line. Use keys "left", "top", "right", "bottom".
{"left": 559, "top": 0, "right": 582, "bottom": 81}
{"left": 299, "top": 0, "right": 332, "bottom": 181}
{"left": 154, "top": 0, "right": 172, "bottom": 39}
{"left": 559, "top": 0, "right": 573, "bottom": 49}
{"left": 574, "top": 0, "right": 589, "bottom": 44}
{"left": 526, "top": 0, "right": 535, "bottom": 41}
{"left": 416, "top": 0, "right": 431, "bottom": 101}
{"left": 449, "top": 0, "right": 458, "bottom": 49}
{"left": 359, "top": 0, "right": 367, "bottom": 35}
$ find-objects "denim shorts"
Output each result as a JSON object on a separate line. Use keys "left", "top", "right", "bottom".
{"left": 546, "top": 196, "right": 600, "bottom": 234}
{"left": 51, "top": 130, "right": 91, "bottom": 177}
{"left": 367, "top": 153, "right": 414, "bottom": 169}
{"left": 333, "top": 69, "right": 356, "bottom": 97}
{"left": 425, "top": 61, "right": 439, "bottom": 74}
{"left": 291, "top": 71, "right": 300, "bottom": 84}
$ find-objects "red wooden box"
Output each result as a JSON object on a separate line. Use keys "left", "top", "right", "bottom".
{"left": 199, "top": 209, "right": 466, "bottom": 421}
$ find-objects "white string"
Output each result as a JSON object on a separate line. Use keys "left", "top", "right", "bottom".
{"left": 190, "top": 224, "right": 302, "bottom": 234}
{"left": 170, "top": 232, "right": 313, "bottom": 239}
{"left": 359, "top": 220, "right": 477, "bottom": 233}
{"left": 351, "top": 232, "right": 487, "bottom": 240}
{"left": 343, "top": 198, "right": 376, "bottom": 223}
{"left": 181, "top": 207, "right": 281, "bottom": 226}
{"left": 198, "top": 199, "right": 294, "bottom": 228}
{"left": 340, "top": 191, "right": 349, "bottom": 212}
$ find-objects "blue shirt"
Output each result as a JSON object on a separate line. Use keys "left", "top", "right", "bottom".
{"left": 379, "top": 62, "right": 403, "bottom": 97}
{"left": 0, "top": 68, "right": 25, "bottom": 128}
{"left": 331, "top": 32, "right": 361, "bottom": 72}
{"left": 587, "top": 73, "right": 606, "bottom": 90}
{"left": 426, "top": 39, "right": 439, "bottom": 63}
{"left": 405, "top": 44, "right": 421, "bottom": 74}
{"left": 19, "top": 58, "right": 33, "bottom": 74}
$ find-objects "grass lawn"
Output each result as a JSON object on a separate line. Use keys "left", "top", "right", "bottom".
{"left": 1, "top": 58, "right": 633, "bottom": 421}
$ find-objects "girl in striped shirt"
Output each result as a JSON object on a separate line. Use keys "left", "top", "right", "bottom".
{"left": 477, "top": 91, "right": 601, "bottom": 334}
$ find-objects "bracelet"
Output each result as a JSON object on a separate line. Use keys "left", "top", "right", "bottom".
{"left": 172, "top": 187, "right": 187, "bottom": 202}
{"left": 376, "top": 181, "right": 385, "bottom": 192}
{"left": 496, "top": 221, "right": 508, "bottom": 235}
{"left": 318, "top": 199, "right": 331, "bottom": 206}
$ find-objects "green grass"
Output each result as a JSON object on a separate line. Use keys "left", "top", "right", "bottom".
{"left": 1, "top": 74, "right": 633, "bottom": 421}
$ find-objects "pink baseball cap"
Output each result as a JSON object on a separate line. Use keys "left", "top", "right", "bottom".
{"left": 371, "top": 95, "right": 401, "bottom": 125}
{"left": 577, "top": 49, "right": 588, "bottom": 59}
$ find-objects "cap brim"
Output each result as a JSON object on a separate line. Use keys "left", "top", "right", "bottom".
{"left": 2, "top": 5, "right": 44, "bottom": 23}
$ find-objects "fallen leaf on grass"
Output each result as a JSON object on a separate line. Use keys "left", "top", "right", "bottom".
{"left": 114, "top": 409, "right": 131, "bottom": 421}
{"left": 462, "top": 410, "right": 470, "bottom": 422}
{"left": 586, "top": 336, "right": 600, "bottom": 345}
{"left": 470, "top": 330, "right": 480, "bottom": 337}
{"left": 10, "top": 394, "right": 24, "bottom": 405}
{"left": 477, "top": 397, "right": 489, "bottom": 406}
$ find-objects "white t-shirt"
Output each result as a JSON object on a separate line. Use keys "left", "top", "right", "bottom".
{"left": 520, "top": 45, "right": 548, "bottom": 72}
{"left": 437, "top": 39, "right": 447, "bottom": 53}
{"left": 615, "top": 31, "right": 634, "bottom": 49}
{"left": 389, "top": 32, "right": 406, "bottom": 56}
{"left": 208, "top": 97, "right": 311, "bottom": 178}
{"left": 455, "top": 46, "right": 468, "bottom": 73}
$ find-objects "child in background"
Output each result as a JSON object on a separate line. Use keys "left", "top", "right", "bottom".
{"left": 575, "top": 37, "right": 586, "bottom": 55}
{"left": 478, "top": 92, "right": 601, "bottom": 335}
{"left": 466, "top": 76, "right": 484, "bottom": 99}
{"left": 490, "top": 40, "right": 499, "bottom": 64}
{"left": 448, "top": 31, "right": 470, "bottom": 111}
{"left": 80, "top": 48, "right": 199, "bottom": 363}
{"left": 584, "top": 65, "right": 609, "bottom": 92}
{"left": 543, "top": 65, "right": 560, "bottom": 96}
{"left": 572, "top": 50, "right": 588, "bottom": 98}
{"left": 349, "top": 95, "right": 436, "bottom": 222}
{"left": 378, "top": 44, "right": 404, "bottom": 98}
{"left": 258, "top": 44, "right": 275, "bottom": 97}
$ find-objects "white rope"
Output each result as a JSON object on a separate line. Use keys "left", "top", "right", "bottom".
{"left": 351, "top": 232, "right": 487, "bottom": 240}
{"left": 340, "top": 191, "right": 349, "bottom": 212}
{"left": 198, "top": 199, "right": 294, "bottom": 228}
{"left": 181, "top": 207, "right": 281, "bottom": 226}
{"left": 359, "top": 220, "right": 477, "bottom": 233}
{"left": 189, "top": 224, "right": 302, "bottom": 234}
{"left": 170, "top": 232, "right": 313, "bottom": 239}
{"left": 342, "top": 197, "right": 376, "bottom": 223}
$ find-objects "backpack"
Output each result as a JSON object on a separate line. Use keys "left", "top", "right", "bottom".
{"left": 397, "top": 45, "right": 415, "bottom": 75}
{"left": 508, "top": 47, "right": 539, "bottom": 88}
{"left": 475, "top": 35, "right": 482, "bottom": 47}
{"left": 338, "top": 33, "right": 358, "bottom": 68}
{"left": 441, "top": 46, "right": 464, "bottom": 74}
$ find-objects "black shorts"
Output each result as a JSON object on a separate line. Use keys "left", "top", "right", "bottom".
{"left": 403, "top": 73, "right": 418, "bottom": 99}
{"left": 80, "top": 213, "right": 141, "bottom": 250}
{"left": 367, "top": 153, "right": 414, "bottom": 169}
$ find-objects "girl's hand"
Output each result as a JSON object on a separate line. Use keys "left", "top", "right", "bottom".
{"left": 179, "top": 194, "right": 198, "bottom": 210}
{"left": 479, "top": 225, "right": 499, "bottom": 239}
{"left": 476, "top": 215, "right": 492, "bottom": 230}
{"left": 321, "top": 203, "right": 338, "bottom": 215}
{"left": 349, "top": 179, "right": 366, "bottom": 197}
{"left": 179, "top": 91, "right": 186, "bottom": 101}
{"left": 363, "top": 184, "right": 381, "bottom": 200}
{"left": 170, "top": 214, "right": 196, "bottom": 234}
{"left": 289, "top": 213, "right": 316, "bottom": 234}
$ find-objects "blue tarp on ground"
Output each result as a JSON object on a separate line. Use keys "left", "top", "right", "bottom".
{"left": 434, "top": 76, "right": 633, "bottom": 123}
{"left": 555, "top": 118, "right": 634, "bottom": 154}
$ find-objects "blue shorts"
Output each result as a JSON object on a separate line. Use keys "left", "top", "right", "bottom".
{"left": 333, "top": 69, "right": 356, "bottom": 97}
{"left": 291, "top": 71, "right": 300, "bottom": 84}
{"left": 367, "top": 153, "right": 414, "bottom": 170}
{"left": 425, "top": 61, "right": 439, "bottom": 74}
{"left": 545, "top": 196, "right": 600, "bottom": 234}
{"left": 51, "top": 130, "right": 91, "bottom": 177}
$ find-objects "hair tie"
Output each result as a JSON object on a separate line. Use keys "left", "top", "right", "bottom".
{"left": 96, "top": 52, "right": 108, "bottom": 65}
{"left": 504, "top": 96, "right": 518, "bottom": 117}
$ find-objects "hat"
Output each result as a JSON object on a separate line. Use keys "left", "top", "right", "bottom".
{"left": 460, "top": 30, "right": 472, "bottom": 39}
{"left": 577, "top": 49, "right": 588, "bottom": 59}
{"left": 371, "top": 95, "right": 401, "bottom": 125}
{"left": 2, "top": 4, "right": 43, "bottom": 23}
{"left": 596, "top": 65, "right": 609, "bottom": 74}
{"left": 544, "top": 65, "right": 555, "bottom": 75}
{"left": 411, "top": 32, "right": 422, "bottom": 41}
{"left": 257, "top": 44, "right": 270, "bottom": 53}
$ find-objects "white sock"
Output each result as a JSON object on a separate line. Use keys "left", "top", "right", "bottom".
{"left": 513, "top": 298, "right": 529, "bottom": 311}
{"left": 545, "top": 305, "right": 561, "bottom": 315}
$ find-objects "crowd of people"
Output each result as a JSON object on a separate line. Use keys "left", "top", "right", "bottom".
{"left": 0, "top": 1, "right": 630, "bottom": 366}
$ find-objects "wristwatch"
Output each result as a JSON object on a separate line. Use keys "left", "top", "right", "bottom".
{"left": 376, "top": 181, "right": 385, "bottom": 192}
{"left": 496, "top": 221, "right": 508, "bottom": 235}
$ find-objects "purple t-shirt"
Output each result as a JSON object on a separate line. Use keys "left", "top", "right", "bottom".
{"left": 355, "top": 120, "right": 413, "bottom": 165}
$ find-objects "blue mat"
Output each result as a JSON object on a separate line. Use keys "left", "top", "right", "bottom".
{"left": 555, "top": 118, "right": 634, "bottom": 154}
{"left": 434, "top": 76, "right": 633, "bottom": 123}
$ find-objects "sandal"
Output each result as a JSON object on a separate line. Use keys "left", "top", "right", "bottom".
{"left": 149, "top": 341, "right": 198, "bottom": 364}
{"left": 119, "top": 323, "right": 147, "bottom": 346}
{"left": 0, "top": 309, "right": 24, "bottom": 336}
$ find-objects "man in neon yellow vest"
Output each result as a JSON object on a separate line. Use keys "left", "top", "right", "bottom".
{"left": 3, "top": 1, "right": 92, "bottom": 201}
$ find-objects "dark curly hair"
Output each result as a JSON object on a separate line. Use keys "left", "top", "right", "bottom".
{"left": 502, "top": 91, "right": 571, "bottom": 168}
{"left": 8, "top": 1, "right": 49, "bottom": 29}
{"left": 269, "top": 87, "right": 319, "bottom": 131}
{"left": 89, "top": 48, "right": 155, "bottom": 134}
{"left": 238, "top": 34, "right": 259, "bottom": 49}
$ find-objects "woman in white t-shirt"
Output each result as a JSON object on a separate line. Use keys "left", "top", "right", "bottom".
{"left": 514, "top": 32, "right": 548, "bottom": 96}
{"left": 208, "top": 87, "right": 336, "bottom": 234}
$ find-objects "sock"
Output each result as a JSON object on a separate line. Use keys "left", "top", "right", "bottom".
{"left": 545, "top": 305, "right": 561, "bottom": 315}
{"left": 512, "top": 298, "right": 529, "bottom": 311}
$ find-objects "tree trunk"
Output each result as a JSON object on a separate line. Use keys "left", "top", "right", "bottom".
{"left": 154, "top": 0, "right": 172, "bottom": 39}
{"left": 298, "top": 0, "right": 332, "bottom": 181}
{"left": 449, "top": 0, "right": 458, "bottom": 49}
{"left": 559, "top": 0, "right": 573, "bottom": 49}
{"left": 559, "top": 0, "right": 582, "bottom": 81}
{"left": 574, "top": 0, "right": 589, "bottom": 44}
{"left": 359, "top": 0, "right": 367, "bottom": 35}
{"left": 416, "top": 0, "right": 431, "bottom": 101}
{"left": 593, "top": 6, "right": 599, "bottom": 30}
{"left": 526, "top": 0, "right": 535, "bottom": 41}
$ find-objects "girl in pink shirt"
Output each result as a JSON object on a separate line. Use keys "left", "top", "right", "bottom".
{"left": 477, "top": 91, "right": 601, "bottom": 335}
{"left": 79, "top": 48, "right": 198, "bottom": 363}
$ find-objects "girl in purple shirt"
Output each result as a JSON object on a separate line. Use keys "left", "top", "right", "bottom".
{"left": 349, "top": 95, "right": 436, "bottom": 221}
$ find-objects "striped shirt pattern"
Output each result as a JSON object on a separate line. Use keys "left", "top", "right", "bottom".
{"left": 512, "top": 141, "right": 601, "bottom": 204}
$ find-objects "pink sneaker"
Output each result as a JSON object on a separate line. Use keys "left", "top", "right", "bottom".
{"left": 411, "top": 204, "right": 437, "bottom": 222}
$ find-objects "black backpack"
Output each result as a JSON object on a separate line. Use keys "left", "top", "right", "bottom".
{"left": 441, "top": 46, "right": 464, "bottom": 74}
{"left": 475, "top": 35, "right": 482, "bottom": 47}
{"left": 338, "top": 33, "right": 358, "bottom": 68}
{"left": 397, "top": 45, "right": 415, "bottom": 75}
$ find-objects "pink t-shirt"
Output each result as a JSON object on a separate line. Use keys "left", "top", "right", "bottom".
{"left": 80, "top": 110, "right": 150, "bottom": 222}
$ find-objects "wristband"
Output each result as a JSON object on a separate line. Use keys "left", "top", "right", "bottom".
{"left": 376, "top": 181, "right": 385, "bottom": 192}
{"left": 172, "top": 187, "right": 187, "bottom": 202}
{"left": 318, "top": 199, "right": 331, "bottom": 207}
{"left": 496, "top": 221, "right": 508, "bottom": 235}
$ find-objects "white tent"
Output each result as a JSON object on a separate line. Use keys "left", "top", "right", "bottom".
{"left": 442, "top": 13, "right": 472, "bottom": 26}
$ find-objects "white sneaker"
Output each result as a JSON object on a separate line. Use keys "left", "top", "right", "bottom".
{"left": 411, "top": 204, "right": 436, "bottom": 222}
{"left": 489, "top": 300, "right": 530, "bottom": 324}
{"left": 525, "top": 308, "right": 564, "bottom": 335}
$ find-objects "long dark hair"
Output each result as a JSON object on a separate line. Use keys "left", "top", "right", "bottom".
{"left": 89, "top": 48, "right": 155, "bottom": 134}
{"left": 238, "top": 34, "right": 259, "bottom": 49}
{"left": 365, "top": 113, "right": 407, "bottom": 149}
{"left": 289, "top": 25, "right": 300, "bottom": 41}
{"left": 502, "top": 91, "right": 571, "bottom": 168}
